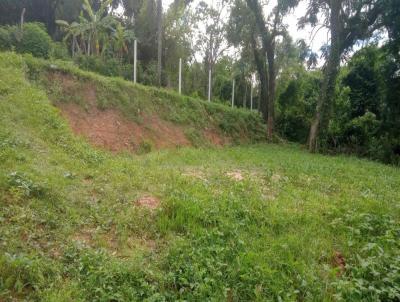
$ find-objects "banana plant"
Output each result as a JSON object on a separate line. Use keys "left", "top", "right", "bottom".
{"left": 81, "top": 0, "right": 115, "bottom": 55}
{"left": 111, "top": 22, "right": 135, "bottom": 59}
{"left": 56, "top": 20, "right": 84, "bottom": 57}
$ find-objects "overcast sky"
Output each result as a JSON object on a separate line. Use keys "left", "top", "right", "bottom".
{"left": 163, "top": 0, "right": 329, "bottom": 54}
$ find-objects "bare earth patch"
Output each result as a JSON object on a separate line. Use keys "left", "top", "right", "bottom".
{"left": 52, "top": 73, "right": 192, "bottom": 152}
{"left": 203, "top": 129, "right": 229, "bottom": 146}
{"left": 71, "top": 227, "right": 96, "bottom": 246}
{"left": 332, "top": 250, "right": 346, "bottom": 276}
{"left": 182, "top": 169, "right": 207, "bottom": 181}
{"left": 126, "top": 237, "right": 157, "bottom": 252}
{"left": 226, "top": 171, "right": 245, "bottom": 181}
{"left": 136, "top": 196, "right": 161, "bottom": 210}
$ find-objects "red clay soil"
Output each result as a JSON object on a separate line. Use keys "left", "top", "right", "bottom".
{"left": 203, "top": 129, "right": 229, "bottom": 146}
{"left": 332, "top": 251, "right": 346, "bottom": 276}
{"left": 52, "top": 72, "right": 227, "bottom": 153}
{"left": 136, "top": 196, "right": 161, "bottom": 210}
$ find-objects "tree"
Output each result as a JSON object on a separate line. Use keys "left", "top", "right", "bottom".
{"left": 0, "top": 0, "right": 88, "bottom": 37}
{"left": 111, "top": 22, "right": 135, "bottom": 59}
{"left": 228, "top": 0, "right": 267, "bottom": 119}
{"left": 230, "top": 0, "right": 298, "bottom": 140}
{"left": 156, "top": 0, "right": 163, "bottom": 86}
{"left": 301, "top": 0, "right": 384, "bottom": 151}
{"left": 194, "top": 0, "right": 229, "bottom": 100}
{"left": 56, "top": 20, "right": 83, "bottom": 56}
{"left": 163, "top": 0, "right": 195, "bottom": 89}
{"left": 80, "top": 0, "right": 115, "bottom": 56}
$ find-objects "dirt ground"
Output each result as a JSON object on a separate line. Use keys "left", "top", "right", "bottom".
{"left": 53, "top": 73, "right": 227, "bottom": 153}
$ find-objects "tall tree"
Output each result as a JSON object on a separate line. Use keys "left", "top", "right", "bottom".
{"left": 194, "top": 0, "right": 228, "bottom": 100}
{"left": 163, "top": 0, "right": 195, "bottom": 89}
{"left": 235, "top": 0, "right": 298, "bottom": 140}
{"left": 228, "top": 0, "right": 268, "bottom": 120}
{"left": 157, "top": 0, "right": 163, "bottom": 86}
{"left": 301, "top": 0, "right": 384, "bottom": 151}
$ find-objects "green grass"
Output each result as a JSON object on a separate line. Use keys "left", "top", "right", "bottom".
{"left": 0, "top": 52, "right": 400, "bottom": 301}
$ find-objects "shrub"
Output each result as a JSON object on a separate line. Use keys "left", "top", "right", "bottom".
{"left": 74, "top": 55, "right": 133, "bottom": 80}
{"left": 277, "top": 111, "right": 311, "bottom": 143}
{"left": 50, "top": 42, "right": 69, "bottom": 60}
{"left": 0, "top": 26, "right": 12, "bottom": 51}
{"left": 0, "top": 253, "right": 57, "bottom": 296}
{"left": 137, "top": 140, "right": 153, "bottom": 154}
{"left": 331, "top": 212, "right": 400, "bottom": 301}
{"left": 9, "top": 23, "right": 53, "bottom": 58}
{"left": 7, "top": 171, "right": 47, "bottom": 198}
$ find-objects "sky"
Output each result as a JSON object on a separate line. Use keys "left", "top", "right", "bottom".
{"left": 163, "top": 0, "right": 329, "bottom": 54}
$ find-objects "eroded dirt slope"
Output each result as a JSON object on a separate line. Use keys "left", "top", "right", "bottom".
{"left": 50, "top": 72, "right": 228, "bottom": 153}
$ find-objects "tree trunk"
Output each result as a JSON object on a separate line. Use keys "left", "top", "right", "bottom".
{"left": 308, "top": 0, "right": 342, "bottom": 151}
{"left": 266, "top": 43, "right": 276, "bottom": 141}
{"left": 87, "top": 34, "right": 91, "bottom": 56}
{"left": 157, "top": 0, "right": 163, "bottom": 87}
{"left": 20, "top": 8, "right": 26, "bottom": 31}
{"left": 72, "top": 36, "right": 76, "bottom": 57}
{"left": 247, "top": 0, "right": 276, "bottom": 138}
{"left": 250, "top": 33, "right": 268, "bottom": 123}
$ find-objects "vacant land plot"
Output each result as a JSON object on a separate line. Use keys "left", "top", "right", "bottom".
{"left": 1, "top": 53, "right": 399, "bottom": 301}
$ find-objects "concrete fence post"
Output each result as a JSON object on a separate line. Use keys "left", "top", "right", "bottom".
{"left": 133, "top": 40, "right": 137, "bottom": 84}
{"left": 231, "top": 79, "right": 235, "bottom": 108}
{"left": 208, "top": 69, "right": 212, "bottom": 102}
{"left": 179, "top": 58, "right": 182, "bottom": 94}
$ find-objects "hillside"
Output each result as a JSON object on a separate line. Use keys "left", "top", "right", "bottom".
{"left": 21, "top": 53, "right": 266, "bottom": 153}
{"left": 0, "top": 52, "right": 400, "bottom": 301}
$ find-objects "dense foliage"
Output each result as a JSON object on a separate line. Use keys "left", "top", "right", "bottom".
{"left": 0, "top": 23, "right": 53, "bottom": 58}
{"left": 275, "top": 45, "right": 400, "bottom": 164}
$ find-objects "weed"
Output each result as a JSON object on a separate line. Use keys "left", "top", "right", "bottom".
{"left": 7, "top": 172, "right": 47, "bottom": 198}
{"left": 137, "top": 140, "right": 153, "bottom": 155}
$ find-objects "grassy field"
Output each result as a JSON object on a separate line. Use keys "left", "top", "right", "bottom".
{"left": 1, "top": 52, "right": 400, "bottom": 301}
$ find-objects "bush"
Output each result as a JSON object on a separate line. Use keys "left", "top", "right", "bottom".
{"left": 74, "top": 55, "right": 133, "bottom": 80}
{"left": 7, "top": 171, "right": 47, "bottom": 198}
{"left": 16, "top": 23, "right": 52, "bottom": 58}
{"left": 0, "top": 23, "right": 52, "bottom": 58}
{"left": 137, "top": 140, "right": 153, "bottom": 154}
{"left": 331, "top": 212, "right": 400, "bottom": 301}
{"left": 0, "top": 26, "right": 12, "bottom": 51}
{"left": 50, "top": 42, "right": 69, "bottom": 60}
{"left": 277, "top": 111, "right": 311, "bottom": 143}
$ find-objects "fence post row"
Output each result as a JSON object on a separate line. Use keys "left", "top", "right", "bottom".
{"left": 133, "top": 41, "right": 257, "bottom": 111}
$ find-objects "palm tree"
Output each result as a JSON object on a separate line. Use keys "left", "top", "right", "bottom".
{"left": 112, "top": 22, "right": 135, "bottom": 59}
{"left": 81, "top": 0, "right": 115, "bottom": 55}
{"left": 56, "top": 20, "right": 84, "bottom": 57}
{"left": 58, "top": 0, "right": 136, "bottom": 59}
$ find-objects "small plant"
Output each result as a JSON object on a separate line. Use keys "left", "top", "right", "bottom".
{"left": 50, "top": 42, "right": 69, "bottom": 60}
{"left": 136, "top": 140, "right": 153, "bottom": 154}
{"left": 185, "top": 128, "right": 208, "bottom": 147}
{"left": 331, "top": 212, "right": 400, "bottom": 301}
{"left": 0, "top": 253, "right": 56, "bottom": 296}
{"left": 7, "top": 172, "right": 46, "bottom": 198}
